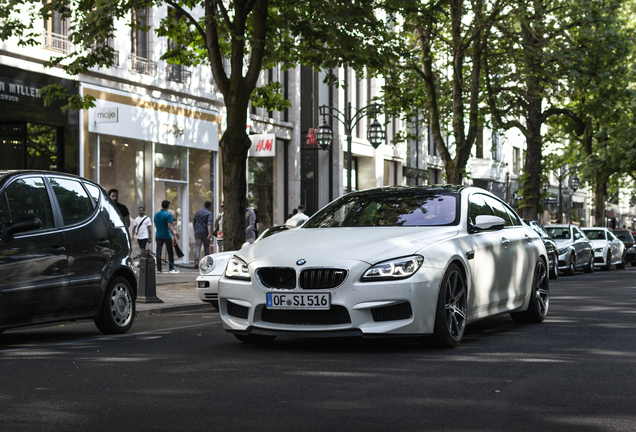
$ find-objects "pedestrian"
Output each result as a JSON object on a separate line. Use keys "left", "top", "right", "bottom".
{"left": 213, "top": 202, "right": 223, "bottom": 238}
{"left": 154, "top": 200, "right": 179, "bottom": 274}
{"left": 132, "top": 206, "right": 152, "bottom": 251}
{"left": 192, "top": 200, "right": 213, "bottom": 267}
{"left": 246, "top": 198, "right": 257, "bottom": 244}
{"left": 108, "top": 188, "right": 130, "bottom": 228}
{"left": 285, "top": 204, "right": 309, "bottom": 228}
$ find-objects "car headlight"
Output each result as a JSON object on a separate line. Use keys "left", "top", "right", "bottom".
{"left": 594, "top": 247, "right": 604, "bottom": 253}
{"left": 199, "top": 255, "right": 215, "bottom": 275}
{"left": 361, "top": 255, "right": 424, "bottom": 282}
{"left": 558, "top": 248, "right": 569, "bottom": 255}
{"left": 225, "top": 256, "right": 251, "bottom": 281}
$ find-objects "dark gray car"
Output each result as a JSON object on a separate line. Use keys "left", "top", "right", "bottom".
{"left": 0, "top": 170, "right": 136, "bottom": 335}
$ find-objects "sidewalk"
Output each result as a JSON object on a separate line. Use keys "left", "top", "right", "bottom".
{"left": 135, "top": 265, "right": 215, "bottom": 316}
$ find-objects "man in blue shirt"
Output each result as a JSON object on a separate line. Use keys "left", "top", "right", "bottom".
{"left": 154, "top": 200, "right": 178, "bottom": 274}
{"left": 192, "top": 200, "right": 213, "bottom": 267}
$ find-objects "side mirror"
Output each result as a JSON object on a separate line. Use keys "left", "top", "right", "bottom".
{"left": 2, "top": 216, "right": 42, "bottom": 240}
{"left": 473, "top": 215, "right": 506, "bottom": 232}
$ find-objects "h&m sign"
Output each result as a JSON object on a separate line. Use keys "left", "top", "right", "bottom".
{"left": 249, "top": 134, "right": 276, "bottom": 157}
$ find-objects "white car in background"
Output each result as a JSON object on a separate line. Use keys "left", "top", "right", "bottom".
{"left": 218, "top": 186, "right": 549, "bottom": 348}
{"left": 581, "top": 227, "right": 625, "bottom": 271}
{"left": 196, "top": 226, "right": 291, "bottom": 310}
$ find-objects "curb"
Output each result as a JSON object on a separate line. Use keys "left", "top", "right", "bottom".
{"left": 136, "top": 303, "right": 214, "bottom": 316}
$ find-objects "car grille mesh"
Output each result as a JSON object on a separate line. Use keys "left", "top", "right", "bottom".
{"left": 227, "top": 301, "right": 249, "bottom": 319}
{"left": 261, "top": 305, "right": 351, "bottom": 325}
{"left": 371, "top": 302, "right": 413, "bottom": 322}
{"left": 257, "top": 267, "right": 297, "bottom": 289}
{"left": 299, "top": 268, "right": 348, "bottom": 289}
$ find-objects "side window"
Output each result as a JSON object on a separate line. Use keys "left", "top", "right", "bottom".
{"left": 49, "top": 177, "right": 94, "bottom": 226}
{"left": 468, "top": 194, "right": 494, "bottom": 224}
{"left": 5, "top": 177, "right": 55, "bottom": 230}
{"left": 0, "top": 193, "right": 9, "bottom": 228}
{"left": 84, "top": 183, "right": 102, "bottom": 207}
{"left": 483, "top": 195, "right": 514, "bottom": 227}
{"left": 502, "top": 203, "right": 521, "bottom": 226}
{"left": 574, "top": 228, "right": 583, "bottom": 240}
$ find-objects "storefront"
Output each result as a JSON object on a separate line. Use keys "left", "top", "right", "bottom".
{"left": 80, "top": 84, "right": 221, "bottom": 262}
{"left": 0, "top": 64, "right": 79, "bottom": 173}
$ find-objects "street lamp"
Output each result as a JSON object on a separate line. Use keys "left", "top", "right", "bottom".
{"left": 555, "top": 165, "right": 580, "bottom": 224}
{"left": 316, "top": 103, "right": 385, "bottom": 193}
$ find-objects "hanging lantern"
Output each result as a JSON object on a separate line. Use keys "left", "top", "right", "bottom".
{"left": 315, "top": 119, "right": 333, "bottom": 151}
{"left": 367, "top": 118, "right": 385, "bottom": 149}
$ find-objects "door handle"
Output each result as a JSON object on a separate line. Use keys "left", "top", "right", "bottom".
{"left": 97, "top": 239, "right": 110, "bottom": 247}
{"left": 50, "top": 245, "right": 66, "bottom": 254}
{"left": 501, "top": 237, "right": 510, "bottom": 248}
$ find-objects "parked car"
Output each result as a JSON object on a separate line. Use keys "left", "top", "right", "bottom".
{"left": 0, "top": 170, "right": 137, "bottom": 335}
{"left": 526, "top": 220, "right": 559, "bottom": 280}
{"left": 612, "top": 229, "right": 636, "bottom": 266}
{"left": 581, "top": 227, "right": 625, "bottom": 270}
{"left": 545, "top": 224, "right": 594, "bottom": 275}
{"left": 196, "top": 225, "right": 290, "bottom": 310}
{"left": 219, "top": 186, "right": 549, "bottom": 348}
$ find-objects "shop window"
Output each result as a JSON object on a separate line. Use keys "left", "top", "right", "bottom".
{"left": 249, "top": 157, "right": 273, "bottom": 232}
{"left": 99, "top": 134, "right": 146, "bottom": 211}
{"left": 131, "top": 7, "right": 157, "bottom": 75}
{"left": 188, "top": 148, "right": 215, "bottom": 256}
{"left": 5, "top": 177, "right": 55, "bottom": 230}
{"left": 0, "top": 122, "right": 62, "bottom": 171}
{"left": 49, "top": 177, "right": 94, "bottom": 226}
{"left": 155, "top": 143, "right": 186, "bottom": 181}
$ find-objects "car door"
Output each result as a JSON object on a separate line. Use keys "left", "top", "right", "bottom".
{"left": 466, "top": 193, "right": 508, "bottom": 317}
{"left": 573, "top": 226, "right": 590, "bottom": 267}
{"left": 0, "top": 175, "right": 68, "bottom": 326}
{"left": 48, "top": 176, "right": 112, "bottom": 314}
{"left": 608, "top": 231, "right": 623, "bottom": 264}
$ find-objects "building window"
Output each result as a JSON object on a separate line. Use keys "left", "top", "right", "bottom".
{"left": 513, "top": 146, "right": 521, "bottom": 174}
{"left": 165, "top": 7, "right": 190, "bottom": 83}
{"left": 43, "top": 8, "right": 71, "bottom": 54}
{"left": 131, "top": 7, "right": 157, "bottom": 75}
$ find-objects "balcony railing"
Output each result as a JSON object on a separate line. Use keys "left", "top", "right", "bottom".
{"left": 42, "top": 30, "right": 72, "bottom": 55}
{"left": 166, "top": 64, "right": 191, "bottom": 84}
{"left": 130, "top": 55, "right": 157, "bottom": 76}
{"left": 92, "top": 38, "right": 120, "bottom": 67}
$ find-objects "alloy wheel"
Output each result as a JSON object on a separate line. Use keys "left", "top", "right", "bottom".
{"left": 110, "top": 283, "right": 133, "bottom": 327}
{"left": 444, "top": 269, "right": 467, "bottom": 340}
{"left": 534, "top": 260, "right": 549, "bottom": 318}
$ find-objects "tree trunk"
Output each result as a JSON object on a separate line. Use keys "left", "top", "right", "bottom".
{"left": 220, "top": 104, "right": 252, "bottom": 251}
{"left": 519, "top": 96, "right": 543, "bottom": 220}
{"left": 594, "top": 177, "right": 607, "bottom": 227}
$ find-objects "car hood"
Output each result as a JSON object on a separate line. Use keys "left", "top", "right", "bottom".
{"left": 588, "top": 239, "right": 610, "bottom": 248}
{"left": 553, "top": 239, "right": 576, "bottom": 248}
{"left": 236, "top": 226, "right": 460, "bottom": 266}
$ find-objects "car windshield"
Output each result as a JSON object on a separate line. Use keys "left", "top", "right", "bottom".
{"left": 583, "top": 229, "right": 606, "bottom": 240}
{"left": 304, "top": 192, "right": 459, "bottom": 228}
{"left": 547, "top": 227, "right": 571, "bottom": 240}
{"left": 614, "top": 231, "right": 634, "bottom": 242}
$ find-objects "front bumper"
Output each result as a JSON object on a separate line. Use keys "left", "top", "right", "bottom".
{"left": 218, "top": 261, "right": 445, "bottom": 338}
{"left": 196, "top": 275, "right": 220, "bottom": 304}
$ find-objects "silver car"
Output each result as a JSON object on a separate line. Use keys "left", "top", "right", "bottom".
{"left": 545, "top": 225, "right": 594, "bottom": 275}
{"left": 581, "top": 227, "right": 625, "bottom": 271}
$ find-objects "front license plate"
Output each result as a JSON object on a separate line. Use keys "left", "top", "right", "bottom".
{"left": 266, "top": 292, "right": 330, "bottom": 310}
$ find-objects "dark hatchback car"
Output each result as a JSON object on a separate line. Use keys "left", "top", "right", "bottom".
{"left": 0, "top": 170, "right": 137, "bottom": 335}
{"left": 612, "top": 229, "right": 636, "bottom": 266}
{"left": 526, "top": 220, "right": 559, "bottom": 280}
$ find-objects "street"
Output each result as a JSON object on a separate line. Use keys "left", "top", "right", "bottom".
{"left": 1, "top": 267, "right": 636, "bottom": 432}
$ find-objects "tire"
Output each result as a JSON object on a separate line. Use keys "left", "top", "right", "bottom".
{"left": 211, "top": 300, "right": 219, "bottom": 310}
{"left": 511, "top": 259, "right": 549, "bottom": 323}
{"left": 617, "top": 252, "right": 626, "bottom": 269}
{"left": 631, "top": 260, "right": 636, "bottom": 267}
{"left": 94, "top": 277, "right": 135, "bottom": 334}
{"left": 565, "top": 252, "right": 576, "bottom": 276}
{"left": 234, "top": 334, "right": 276, "bottom": 343}
{"left": 603, "top": 252, "right": 612, "bottom": 271}
{"left": 584, "top": 253, "right": 594, "bottom": 274}
{"left": 549, "top": 252, "right": 559, "bottom": 280}
{"left": 432, "top": 263, "right": 467, "bottom": 348}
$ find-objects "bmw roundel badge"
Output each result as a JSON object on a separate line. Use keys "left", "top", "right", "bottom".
{"left": 296, "top": 259, "right": 306, "bottom": 266}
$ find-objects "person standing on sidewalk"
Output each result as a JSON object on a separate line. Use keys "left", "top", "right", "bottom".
{"left": 108, "top": 188, "right": 130, "bottom": 228}
{"left": 245, "top": 198, "right": 257, "bottom": 244}
{"left": 154, "top": 200, "right": 179, "bottom": 274}
{"left": 132, "top": 206, "right": 152, "bottom": 251}
{"left": 192, "top": 200, "right": 213, "bottom": 267}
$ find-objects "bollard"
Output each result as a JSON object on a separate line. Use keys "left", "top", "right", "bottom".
{"left": 137, "top": 250, "right": 163, "bottom": 303}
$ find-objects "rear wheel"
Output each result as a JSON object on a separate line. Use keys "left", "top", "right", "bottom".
{"left": 565, "top": 253, "right": 576, "bottom": 276}
{"left": 511, "top": 260, "right": 549, "bottom": 323}
{"left": 617, "top": 251, "right": 626, "bottom": 269}
{"left": 94, "top": 277, "right": 135, "bottom": 334}
{"left": 549, "top": 252, "right": 559, "bottom": 280}
{"left": 603, "top": 252, "right": 612, "bottom": 271}
{"left": 584, "top": 253, "right": 594, "bottom": 273}
{"left": 432, "top": 263, "right": 467, "bottom": 348}
{"left": 234, "top": 334, "right": 276, "bottom": 343}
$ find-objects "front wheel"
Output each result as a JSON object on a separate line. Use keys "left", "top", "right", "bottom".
{"left": 565, "top": 253, "right": 576, "bottom": 276}
{"left": 432, "top": 263, "right": 467, "bottom": 348}
{"left": 511, "top": 260, "right": 549, "bottom": 323}
{"left": 94, "top": 277, "right": 135, "bottom": 334}
{"left": 549, "top": 252, "right": 559, "bottom": 280}
{"left": 603, "top": 252, "right": 612, "bottom": 271}
{"left": 584, "top": 253, "right": 594, "bottom": 273}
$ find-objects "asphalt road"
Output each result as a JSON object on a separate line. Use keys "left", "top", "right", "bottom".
{"left": 1, "top": 266, "right": 635, "bottom": 432}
